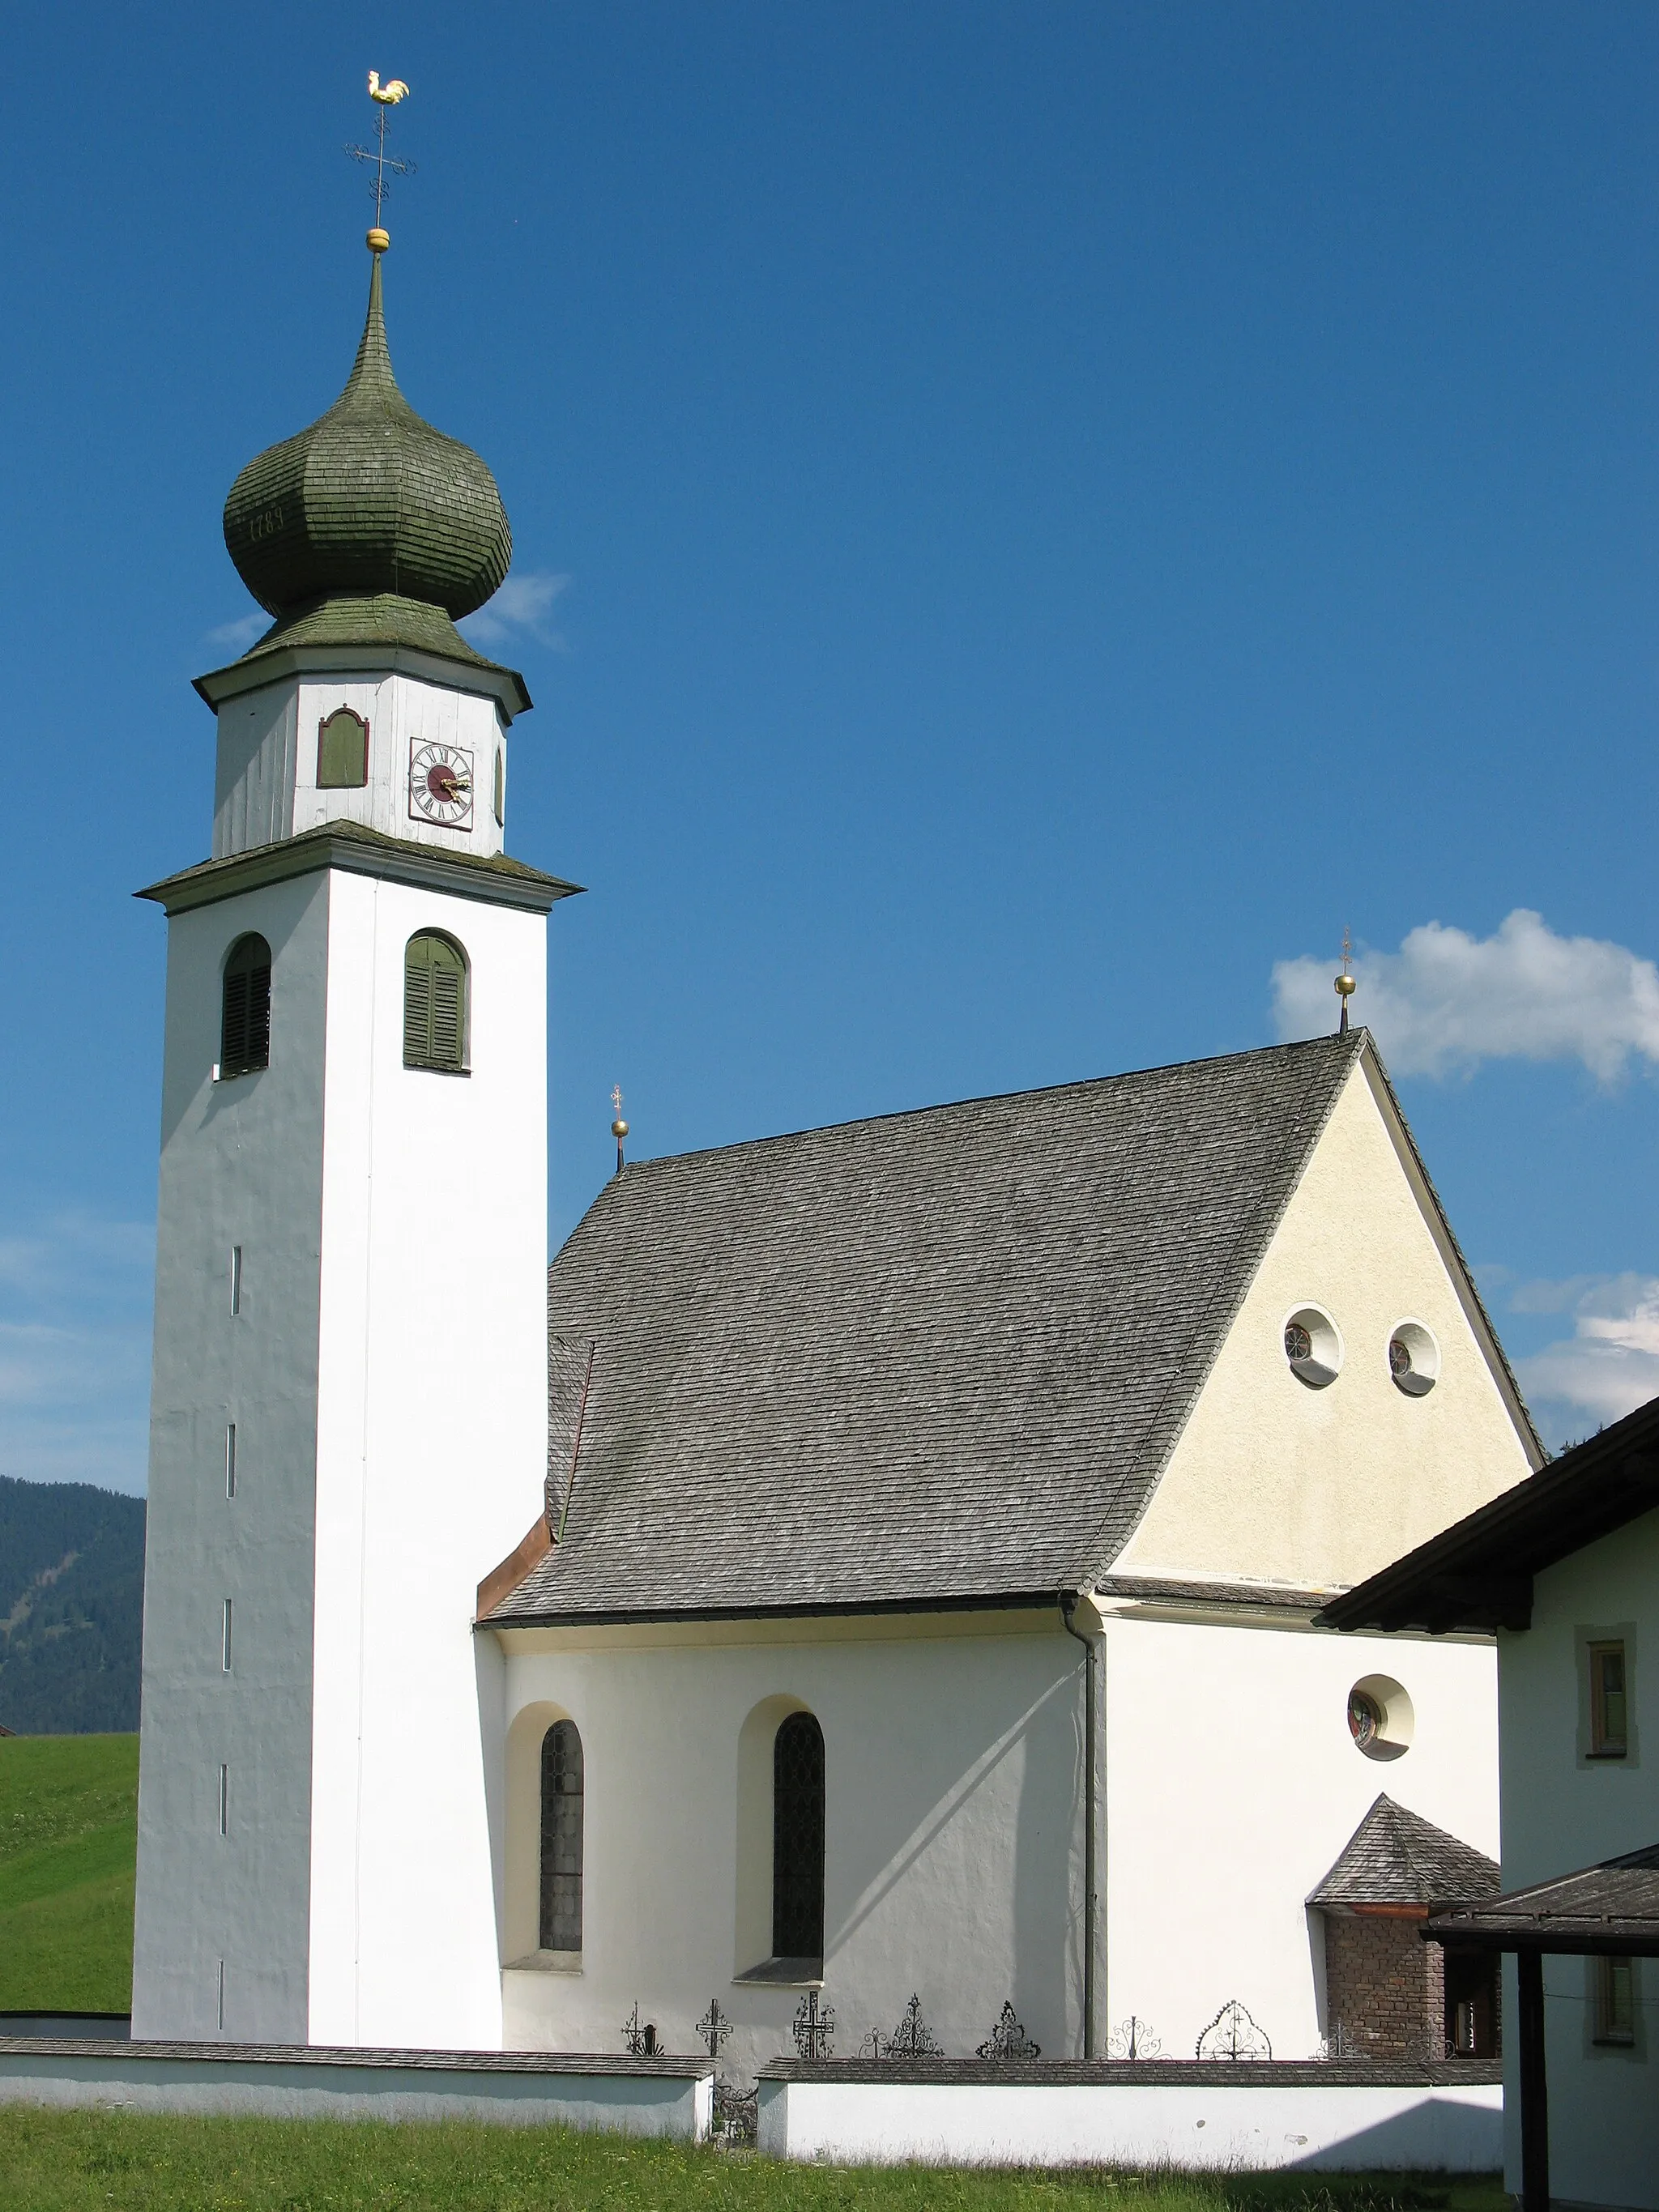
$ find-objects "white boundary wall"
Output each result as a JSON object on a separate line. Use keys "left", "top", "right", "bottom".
{"left": 0, "top": 2040, "right": 710, "bottom": 2141}
{"left": 756, "top": 2070, "right": 1502, "bottom": 2171}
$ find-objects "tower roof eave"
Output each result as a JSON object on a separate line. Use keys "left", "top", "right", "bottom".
{"left": 194, "top": 594, "right": 531, "bottom": 721}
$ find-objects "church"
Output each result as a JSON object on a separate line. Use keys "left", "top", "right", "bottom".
{"left": 130, "top": 223, "right": 1541, "bottom": 2079}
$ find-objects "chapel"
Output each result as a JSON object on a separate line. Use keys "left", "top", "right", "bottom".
{"left": 131, "top": 228, "right": 1540, "bottom": 2074}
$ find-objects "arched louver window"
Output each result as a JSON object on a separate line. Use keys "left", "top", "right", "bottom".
{"left": 220, "top": 935, "right": 272, "bottom": 1079}
{"left": 403, "top": 931, "right": 467, "bottom": 1072}
{"left": 772, "top": 1711, "right": 825, "bottom": 1963}
{"left": 539, "top": 1720, "right": 584, "bottom": 1952}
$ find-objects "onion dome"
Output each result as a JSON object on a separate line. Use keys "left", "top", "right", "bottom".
{"left": 223, "top": 251, "right": 511, "bottom": 620}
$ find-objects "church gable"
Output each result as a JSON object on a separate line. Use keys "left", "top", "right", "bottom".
{"left": 1108, "top": 1045, "right": 1538, "bottom": 1596}
{"left": 494, "top": 1035, "right": 1375, "bottom": 1626}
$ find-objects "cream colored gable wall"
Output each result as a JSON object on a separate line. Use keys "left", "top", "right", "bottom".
{"left": 1112, "top": 1052, "right": 1536, "bottom": 1592}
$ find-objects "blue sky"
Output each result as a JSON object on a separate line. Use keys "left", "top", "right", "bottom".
{"left": 2, "top": 4, "right": 1657, "bottom": 1493}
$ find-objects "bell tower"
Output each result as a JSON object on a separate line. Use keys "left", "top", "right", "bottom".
{"left": 131, "top": 215, "right": 574, "bottom": 2049}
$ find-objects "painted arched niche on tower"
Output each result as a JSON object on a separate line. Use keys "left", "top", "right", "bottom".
{"left": 734, "top": 1693, "right": 825, "bottom": 1980}
{"left": 503, "top": 1700, "right": 585, "bottom": 1967}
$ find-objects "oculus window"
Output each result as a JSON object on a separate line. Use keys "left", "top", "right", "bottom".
{"left": 220, "top": 935, "right": 271, "bottom": 1079}
{"left": 1283, "top": 1304, "right": 1342, "bottom": 1388}
{"left": 538, "top": 1720, "right": 583, "bottom": 1954}
{"left": 403, "top": 931, "right": 467, "bottom": 1072}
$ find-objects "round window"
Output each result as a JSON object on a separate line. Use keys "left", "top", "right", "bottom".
{"left": 1388, "top": 1319, "right": 1440, "bottom": 1398}
{"left": 1346, "top": 1674, "right": 1413, "bottom": 1762}
{"left": 1282, "top": 1305, "right": 1342, "bottom": 1388}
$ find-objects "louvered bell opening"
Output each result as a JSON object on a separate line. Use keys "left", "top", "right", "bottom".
{"left": 403, "top": 960, "right": 433, "bottom": 1068}
{"left": 430, "top": 966, "right": 463, "bottom": 1068}
{"left": 220, "top": 936, "right": 272, "bottom": 1078}
{"left": 403, "top": 932, "right": 467, "bottom": 1072}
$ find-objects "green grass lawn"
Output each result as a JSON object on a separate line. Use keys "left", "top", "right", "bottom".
{"left": 0, "top": 2112, "right": 1506, "bottom": 2212}
{"left": 0, "top": 1733, "right": 137, "bottom": 2012}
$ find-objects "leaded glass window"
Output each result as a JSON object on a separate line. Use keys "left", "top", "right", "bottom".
{"left": 220, "top": 935, "right": 272, "bottom": 1078}
{"left": 772, "top": 1711, "right": 825, "bottom": 1963}
{"left": 403, "top": 931, "right": 467, "bottom": 1072}
{"left": 539, "top": 1720, "right": 583, "bottom": 1953}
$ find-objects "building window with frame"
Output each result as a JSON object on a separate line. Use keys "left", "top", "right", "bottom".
{"left": 403, "top": 931, "right": 468, "bottom": 1072}
{"left": 772, "top": 1710, "right": 825, "bottom": 1966}
{"left": 1593, "top": 1954, "right": 1636, "bottom": 2046}
{"left": 539, "top": 1720, "right": 583, "bottom": 1954}
{"left": 1589, "top": 1640, "right": 1628, "bottom": 1758}
{"left": 220, "top": 935, "right": 271, "bottom": 1078}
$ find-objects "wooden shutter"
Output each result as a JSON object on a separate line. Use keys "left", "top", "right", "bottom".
{"left": 220, "top": 936, "right": 272, "bottom": 1077}
{"left": 403, "top": 932, "right": 467, "bottom": 1071}
{"left": 317, "top": 707, "right": 369, "bottom": 789}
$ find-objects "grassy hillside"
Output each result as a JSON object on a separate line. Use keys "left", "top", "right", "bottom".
{"left": 0, "top": 1476, "right": 145, "bottom": 1735}
{"left": 0, "top": 1733, "right": 136, "bottom": 2011}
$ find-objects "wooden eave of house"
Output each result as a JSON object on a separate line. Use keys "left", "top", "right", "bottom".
{"left": 1318, "top": 1392, "right": 1659, "bottom": 1637}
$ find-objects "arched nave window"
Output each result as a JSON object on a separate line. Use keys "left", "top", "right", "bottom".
{"left": 539, "top": 1719, "right": 583, "bottom": 1953}
{"left": 403, "top": 931, "right": 468, "bottom": 1072}
{"left": 772, "top": 1710, "right": 825, "bottom": 1964}
{"left": 220, "top": 935, "right": 272, "bottom": 1079}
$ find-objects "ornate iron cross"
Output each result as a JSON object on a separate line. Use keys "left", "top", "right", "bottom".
{"left": 345, "top": 70, "right": 415, "bottom": 226}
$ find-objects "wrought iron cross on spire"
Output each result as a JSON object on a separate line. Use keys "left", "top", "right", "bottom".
{"left": 345, "top": 71, "right": 415, "bottom": 240}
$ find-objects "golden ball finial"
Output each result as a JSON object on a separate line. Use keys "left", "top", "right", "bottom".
{"left": 611, "top": 1118, "right": 629, "bottom": 1140}
{"left": 1335, "top": 970, "right": 1356, "bottom": 998}
{"left": 367, "top": 226, "right": 390, "bottom": 254}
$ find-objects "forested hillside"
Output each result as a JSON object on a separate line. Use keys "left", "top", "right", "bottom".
{"left": 0, "top": 1478, "right": 144, "bottom": 1733}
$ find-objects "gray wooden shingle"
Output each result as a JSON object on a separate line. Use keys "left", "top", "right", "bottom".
{"left": 494, "top": 1034, "right": 1368, "bottom": 1623}
{"left": 1308, "top": 1795, "right": 1499, "bottom": 1908}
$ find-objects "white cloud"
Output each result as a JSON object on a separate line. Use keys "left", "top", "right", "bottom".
{"left": 1512, "top": 1274, "right": 1659, "bottom": 1439}
{"left": 460, "top": 571, "right": 572, "bottom": 650}
{"left": 1272, "top": 910, "right": 1659, "bottom": 1080}
{"left": 204, "top": 612, "right": 267, "bottom": 653}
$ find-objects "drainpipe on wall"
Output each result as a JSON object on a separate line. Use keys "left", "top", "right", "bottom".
{"left": 1061, "top": 1590, "right": 1102, "bottom": 2058}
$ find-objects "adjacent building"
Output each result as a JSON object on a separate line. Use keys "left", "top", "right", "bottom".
{"left": 1322, "top": 1392, "right": 1659, "bottom": 2211}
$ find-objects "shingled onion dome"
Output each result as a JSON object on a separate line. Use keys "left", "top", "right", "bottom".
{"left": 223, "top": 251, "right": 512, "bottom": 626}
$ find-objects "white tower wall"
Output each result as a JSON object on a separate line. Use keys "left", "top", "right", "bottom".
{"left": 134, "top": 872, "right": 332, "bottom": 2041}
{"left": 134, "top": 850, "right": 551, "bottom": 2049}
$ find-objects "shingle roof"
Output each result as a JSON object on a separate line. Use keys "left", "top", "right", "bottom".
{"left": 493, "top": 1033, "right": 1371, "bottom": 1625}
{"left": 1426, "top": 1841, "right": 1659, "bottom": 1954}
{"left": 1308, "top": 1795, "right": 1499, "bottom": 1909}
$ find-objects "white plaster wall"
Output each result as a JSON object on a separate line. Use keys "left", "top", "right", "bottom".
{"left": 135, "top": 858, "right": 548, "bottom": 2054}
{"left": 307, "top": 872, "right": 548, "bottom": 2051}
{"left": 133, "top": 874, "right": 331, "bottom": 2042}
{"left": 494, "top": 1606, "right": 1499, "bottom": 2077}
{"left": 213, "top": 676, "right": 508, "bottom": 860}
{"left": 1115, "top": 1055, "right": 1536, "bottom": 1592}
{"left": 1101, "top": 1612, "right": 1499, "bottom": 2061}
{"left": 0, "top": 2050, "right": 711, "bottom": 2139}
{"left": 757, "top": 2075, "right": 1503, "bottom": 2171}
{"left": 497, "top": 1616, "right": 1088, "bottom": 2076}
{"left": 1495, "top": 1511, "right": 1659, "bottom": 2210}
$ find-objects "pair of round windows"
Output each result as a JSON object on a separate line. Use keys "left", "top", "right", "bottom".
{"left": 1282, "top": 1306, "right": 1439, "bottom": 1396}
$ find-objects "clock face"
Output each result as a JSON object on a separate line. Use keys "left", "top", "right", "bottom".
{"left": 408, "top": 741, "right": 474, "bottom": 829}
